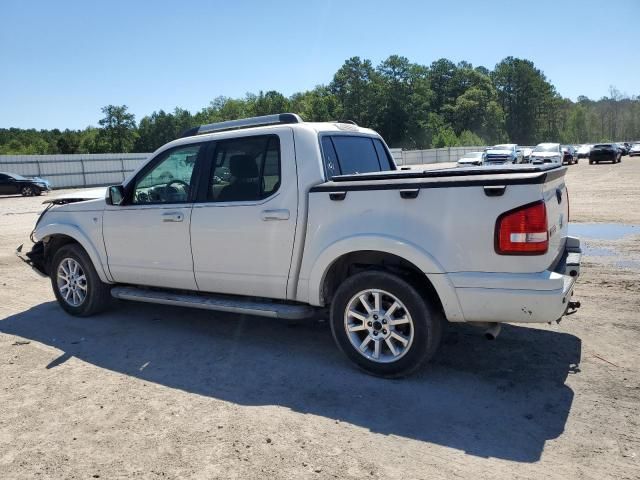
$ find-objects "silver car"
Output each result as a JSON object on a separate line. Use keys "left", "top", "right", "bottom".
{"left": 456, "top": 151, "right": 485, "bottom": 166}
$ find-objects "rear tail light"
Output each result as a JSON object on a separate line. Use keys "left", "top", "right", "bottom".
{"left": 495, "top": 201, "right": 548, "bottom": 255}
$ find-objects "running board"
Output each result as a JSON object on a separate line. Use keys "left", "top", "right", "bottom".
{"left": 110, "top": 286, "right": 316, "bottom": 320}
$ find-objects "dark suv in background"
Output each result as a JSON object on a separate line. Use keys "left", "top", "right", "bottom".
{"left": 589, "top": 144, "right": 621, "bottom": 164}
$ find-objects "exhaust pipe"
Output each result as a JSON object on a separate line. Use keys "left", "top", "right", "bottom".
{"left": 484, "top": 323, "right": 501, "bottom": 340}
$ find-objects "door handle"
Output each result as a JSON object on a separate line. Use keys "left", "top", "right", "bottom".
{"left": 261, "top": 209, "right": 290, "bottom": 221}
{"left": 162, "top": 211, "right": 184, "bottom": 222}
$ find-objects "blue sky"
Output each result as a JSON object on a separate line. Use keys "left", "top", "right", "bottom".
{"left": 1, "top": 0, "right": 638, "bottom": 130}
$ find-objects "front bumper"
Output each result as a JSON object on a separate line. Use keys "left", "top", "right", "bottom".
{"left": 16, "top": 241, "right": 48, "bottom": 277}
{"left": 449, "top": 237, "right": 582, "bottom": 324}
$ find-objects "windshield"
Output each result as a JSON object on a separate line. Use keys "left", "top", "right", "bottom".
{"left": 462, "top": 152, "right": 483, "bottom": 158}
{"left": 8, "top": 173, "right": 27, "bottom": 180}
{"left": 533, "top": 144, "right": 558, "bottom": 153}
{"left": 593, "top": 144, "right": 612, "bottom": 149}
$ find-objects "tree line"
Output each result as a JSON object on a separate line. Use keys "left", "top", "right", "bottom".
{"left": 2, "top": 55, "right": 639, "bottom": 155}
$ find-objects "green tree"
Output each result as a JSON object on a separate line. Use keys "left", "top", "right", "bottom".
{"left": 289, "top": 86, "right": 341, "bottom": 121}
{"left": 96, "top": 105, "right": 137, "bottom": 152}
{"left": 375, "top": 55, "right": 432, "bottom": 148}
{"left": 330, "top": 57, "right": 379, "bottom": 127}
{"left": 492, "top": 57, "right": 553, "bottom": 144}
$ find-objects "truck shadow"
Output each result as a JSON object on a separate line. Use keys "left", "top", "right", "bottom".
{"left": 0, "top": 301, "right": 581, "bottom": 463}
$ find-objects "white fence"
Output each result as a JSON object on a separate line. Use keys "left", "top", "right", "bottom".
{"left": 390, "top": 146, "right": 486, "bottom": 166}
{"left": 0, "top": 153, "right": 149, "bottom": 188}
{"left": 0, "top": 146, "right": 486, "bottom": 189}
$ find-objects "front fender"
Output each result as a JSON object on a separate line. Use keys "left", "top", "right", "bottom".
{"left": 35, "top": 223, "right": 113, "bottom": 283}
{"left": 302, "top": 234, "right": 464, "bottom": 321}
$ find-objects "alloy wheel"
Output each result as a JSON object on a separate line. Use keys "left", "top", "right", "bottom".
{"left": 343, "top": 289, "right": 415, "bottom": 363}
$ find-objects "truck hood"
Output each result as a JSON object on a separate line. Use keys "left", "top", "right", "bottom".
{"left": 485, "top": 149, "right": 512, "bottom": 155}
{"left": 530, "top": 152, "right": 557, "bottom": 158}
{"left": 43, "top": 187, "right": 107, "bottom": 205}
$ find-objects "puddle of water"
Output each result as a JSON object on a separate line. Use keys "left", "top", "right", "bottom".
{"left": 569, "top": 223, "right": 640, "bottom": 240}
{"left": 581, "top": 244, "right": 640, "bottom": 269}
{"left": 568, "top": 223, "right": 640, "bottom": 269}
{"left": 583, "top": 246, "right": 616, "bottom": 257}
{"left": 616, "top": 260, "right": 640, "bottom": 269}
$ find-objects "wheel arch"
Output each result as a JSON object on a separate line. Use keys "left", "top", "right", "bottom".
{"left": 305, "top": 236, "right": 464, "bottom": 322}
{"left": 37, "top": 224, "right": 113, "bottom": 283}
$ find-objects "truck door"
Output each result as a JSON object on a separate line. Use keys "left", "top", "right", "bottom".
{"left": 190, "top": 128, "right": 298, "bottom": 300}
{"left": 103, "top": 144, "right": 204, "bottom": 290}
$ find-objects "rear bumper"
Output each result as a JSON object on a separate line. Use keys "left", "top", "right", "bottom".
{"left": 448, "top": 237, "right": 582, "bottom": 324}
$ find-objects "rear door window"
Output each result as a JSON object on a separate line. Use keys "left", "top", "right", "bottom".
{"left": 207, "top": 135, "right": 280, "bottom": 202}
{"left": 321, "top": 135, "right": 393, "bottom": 177}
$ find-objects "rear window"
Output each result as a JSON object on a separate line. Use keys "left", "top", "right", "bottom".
{"left": 321, "top": 135, "right": 393, "bottom": 177}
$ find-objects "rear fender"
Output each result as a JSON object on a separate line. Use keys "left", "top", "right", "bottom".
{"left": 304, "top": 234, "right": 465, "bottom": 321}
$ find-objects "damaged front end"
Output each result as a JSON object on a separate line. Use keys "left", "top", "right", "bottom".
{"left": 16, "top": 241, "right": 47, "bottom": 277}
{"left": 16, "top": 190, "right": 105, "bottom": 278}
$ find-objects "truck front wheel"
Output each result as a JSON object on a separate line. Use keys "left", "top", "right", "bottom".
{"left": 330, "top": 271, "right": 443, "bottom": 377}
{"left": 50, "top": 244, "right": 112, "bottom": 316}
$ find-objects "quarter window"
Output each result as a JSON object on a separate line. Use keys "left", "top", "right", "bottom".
{"left": 133, "top": 145, "right": 200, "bottom": 204}
{"left": 321, "top": 135, "right": 393, "bottom": 177}
{"left": 208, "top": 135, "right": 280, "bottom": 202}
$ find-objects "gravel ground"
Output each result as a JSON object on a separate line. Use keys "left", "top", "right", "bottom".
{"left": 1, "top": 158, "right": 639, "bottom": 479}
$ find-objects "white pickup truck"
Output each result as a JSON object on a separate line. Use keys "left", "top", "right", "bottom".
{"left": 18, "top": 114, "right": 582, "bottom": 377}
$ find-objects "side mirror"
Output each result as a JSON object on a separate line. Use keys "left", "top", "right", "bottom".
{"left": 106, "top": 185, "right": 125, "bottom": 206}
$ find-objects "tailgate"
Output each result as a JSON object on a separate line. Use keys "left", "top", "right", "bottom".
{"left": 542, "top": 169, "right": 570, "bottom": 267}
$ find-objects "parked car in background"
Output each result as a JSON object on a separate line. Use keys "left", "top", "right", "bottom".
{"left": 629, "top": 143, "right": 640, "bottom": 157}
{"left": 616, "top": 143, "right": 629, "bottom": 156}
{"left": 519, "top": 147, "right": 533, "bottom": 163}
{"left": 456, "top": 151, "right": 484, "bottom": 166}
{"left": 0, "top": 172, "right": 51, "bottom": 196}
{"left": 529, "top": 143, "right": 563, "bottom": 165}
{"left": 576, "top": 144, "right": 591, "bottom": 159}
{"left": 483, "top": 144, "right": 523, "bottom": 165}
{"left": 590, "top": 144, "right": 621, "bottom": 164}
{"left": 561, "top": 145, "right": 577, "bottom": 165}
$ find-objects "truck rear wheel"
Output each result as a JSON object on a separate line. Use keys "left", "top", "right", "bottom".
{"left": 330, "top": 271, "right": 443, "bottom": 377}
{"left": 50, "top": 244, "right": 112, "bottom": 316}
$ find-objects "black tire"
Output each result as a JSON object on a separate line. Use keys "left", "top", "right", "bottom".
{"left": 50, "top": 244, "right": 112, "bottom": 316}
{"left": 589, "top": 160, "right": 594, "bottom": 165}
{"left": 329, "top": 271, "right": 443, "bottom": 378}
{"left": 20, "top": 185, "right": 35, "bottom": 196}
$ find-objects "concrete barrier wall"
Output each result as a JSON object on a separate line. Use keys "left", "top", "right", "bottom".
{"left": 0, "top": 146, "right": 488, "bottom": 189}
{"left": 0, "top": 153, "right": 149, "bottom": 188}
{"left": 392, "top": 146, "right": 486, "bottom": 166}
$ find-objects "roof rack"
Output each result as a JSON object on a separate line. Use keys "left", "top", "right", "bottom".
{"left": 180, "top": 113, "right": 303, "bottom": 138}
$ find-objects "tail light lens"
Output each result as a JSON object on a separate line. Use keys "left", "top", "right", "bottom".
{"left": 495, "top": 201, "right": 548, "bottom": 255}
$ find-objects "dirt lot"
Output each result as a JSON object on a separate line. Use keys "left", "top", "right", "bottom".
{"left": 1, "top": 159, "right": 639, "bottom": 479}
